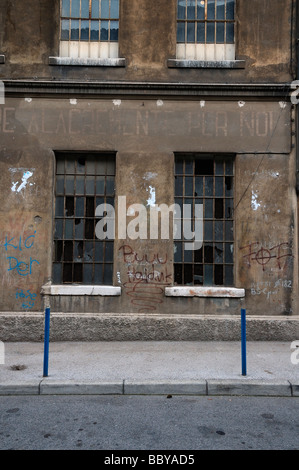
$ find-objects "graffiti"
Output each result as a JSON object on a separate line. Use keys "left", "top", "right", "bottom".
{"left": 1, "top": 231, "right": 40, "bottom": 277}
{"left": 119, "top": 244, "right": 167, "bottom": 265}
{"left": 7, "top": 257, "right": 39, "bottom": 276}
{"left": 240, "top": 242, "right": 293, "bottom": 271}
{"left": 251, "top": 279, "right": 292, "bottom": 300}
{"left": 119, "top": 244, "right": 171, "bottom": 313}
{"left": 2, "top": 232, "right": 36, "bottom": 251}
{"left": 16, "top": 289, "right": 37, "bottom": 309}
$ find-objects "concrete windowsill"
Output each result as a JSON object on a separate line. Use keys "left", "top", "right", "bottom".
{"left": 49, "top": 56, "right": 126, "bottom": 67}
{"left": 0, "top": 55, "right": 5, "bottom": 64}
{"left": 167, "top": 59, "right": 245, "bottom": 69}
{"left": 41, "top": 284, "right": 121, "bottom": 296}
{"left": 165, "top": 286, "right": 245, "bottom": 298}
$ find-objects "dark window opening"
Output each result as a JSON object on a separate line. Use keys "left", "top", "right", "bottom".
{"left": 53, "top": 153, "right": 115, "bottom": 285}
{"left": 174, "top": 154, "right": 234, "bottom": 286}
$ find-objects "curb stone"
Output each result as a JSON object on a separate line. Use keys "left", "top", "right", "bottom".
{"left": 39, "top": 380, "right": 124, "bottom": 395}
{"left": 0, "top": 379, "right": 297, "bottom": 397}
{"left": 0, "top": 381, "right": 40, "bottom": 395}
{"left": 206, "top": 379, "right": 292, "bottom": 397}
{"left": 123, "top": 380, "right": 207, "bottom": 395}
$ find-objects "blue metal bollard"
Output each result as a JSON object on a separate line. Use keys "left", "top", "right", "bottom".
{"left": 241, "top": 308, "right": 247, "bottom": 376}
{"left": 43, "top": 307, "right": 50, "bottom": 377}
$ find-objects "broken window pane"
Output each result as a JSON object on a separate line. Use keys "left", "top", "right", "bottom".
{"left": 184, "top": 265, "right": 193, "bottom": 285}
{"left": 84, "top": 241, "right": 94, "bottom": 261}
{"left": 214, "top": 243, "right": 223, "bottom": 263}
{"left": 63, "top": 263, "right": 72, "bottom": 283}
{"left": 215, "top": 264, "right": 223, "bottom": 285}
{"left": 74, "top": 241, "right": 83, "bottom": 262}
{"left": 54, "top": 153, "right": 116, "bottom": 284}
{"left": 225, "top": 264, "right": 234, "bottom": 286}
{"left": 194, "top": 264, "right": 203, "bottom": 285}
{"left": 64, "top": 241, "right": 73, "bottom": 261}
{"left": 65, "top": 197, "right": 74, "bottom": 217}
{"left": 75, "top": 218, "right": 84, "bottom": 239}
{"left": 86, "top": 197, "right": 95, "bottom": 217}
{"left": 174, "top": 154, "right": 234, "bottom": 286}
{"left": 73, "top": 263, "right": 83, "bottom": 282}
{"left": 215, "top": 198, "right": 223, "bottom": 219}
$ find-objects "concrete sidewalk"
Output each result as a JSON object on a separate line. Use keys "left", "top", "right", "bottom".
{"left": 0, "top": 341, "right": 299, "bottom": 397}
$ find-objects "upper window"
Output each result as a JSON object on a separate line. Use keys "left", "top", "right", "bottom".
{"left": 176, "top": 0, "right": 235, "bottom": 61}
{"left": 60, "top": 0, "right": 119, "bottom": 59}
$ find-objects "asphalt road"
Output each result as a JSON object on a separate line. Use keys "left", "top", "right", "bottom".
{"left": 1, "top": 395, "right": 299, "bottom": 451}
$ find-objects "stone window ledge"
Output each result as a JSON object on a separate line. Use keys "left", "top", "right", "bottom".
{"left": 41, "top": 284, "right": 121, "bottom": 296}
{"left": 49, "top": 57, "right": 126, "bottom": 67}
{"left": 165, "top": 286, "right": 245, "bottom": 298}
{"left": 167, "top": 59, "right": 245, "bottom": 69}
{"left": 0, "top": 55, "right": 5, "bottom": 64}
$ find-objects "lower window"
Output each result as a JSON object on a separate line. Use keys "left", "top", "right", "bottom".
{"left": 174, "top": 153, "right": 234, "bottom": 286}
{"left": 53, "top": 152, "right": 116, "bottom": 285}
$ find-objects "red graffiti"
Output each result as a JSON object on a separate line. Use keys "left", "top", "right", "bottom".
{"left": 119, "top": 244, "right": 167, "bottom": 265}
{"left": 240, "top": 242, "right": 293, "bottom": 271}
{"left": 119, "top": 245, "right": 171, "bottom": 313}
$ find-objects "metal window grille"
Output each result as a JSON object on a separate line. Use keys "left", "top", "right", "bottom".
{"left": 61, "top": 0, "right": 119, "bottom": 43}
{"left": 177, "top": 0, "right": 235, "bottom": 45}
{"left": 53, "top": 153, "right": 116, "bottom": 285}
{"left": 174, "top": 154, "right": 234, "bottom": 287}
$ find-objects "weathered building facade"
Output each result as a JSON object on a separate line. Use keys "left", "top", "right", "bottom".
{"left": 0, "top": 0, "right": 298, "bottom": 340}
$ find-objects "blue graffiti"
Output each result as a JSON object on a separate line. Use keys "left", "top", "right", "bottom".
{"left": 2, "top": 231, "right": 36, "bottom": 251}
{"left": 7, "top": 257, "right": 40, "bottom": 276}
{"left": 16, "top": 289, "right": 37, "bottom": 309}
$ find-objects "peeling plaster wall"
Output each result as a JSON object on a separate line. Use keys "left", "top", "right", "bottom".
{"left": 0, "top": 0, "right": 297, "bottom": 322}
{"left": 0, "top": 97, "right": 296, "bottom": 316}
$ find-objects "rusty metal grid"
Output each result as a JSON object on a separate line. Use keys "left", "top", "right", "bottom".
{"left": 177, "top": 0, "right": 235, "bottom": 45}
{"left": 53, "top": 152, "right": 116, "bottom": 285}
{"left": 174, "top": 154, "right": 234, "bottom": 286}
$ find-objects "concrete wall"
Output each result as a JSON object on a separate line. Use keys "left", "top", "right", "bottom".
{"left": 0, "top": 96, "right": 297, "bottom": 317}
{"left": 0, "top": 0, "right": 298, "bottom": 339}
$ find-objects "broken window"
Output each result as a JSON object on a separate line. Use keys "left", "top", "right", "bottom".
{"left": 60, "top": 0, "right": 119, "bottom": 59}
{"left": 176, "top": 0, "right": 235, "bottom": 61}
{"left": 174, "top": 154, "right": 234, "bottom": 286}
{"left": 53, "top": 153, "right": 116, "bottom": 285}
